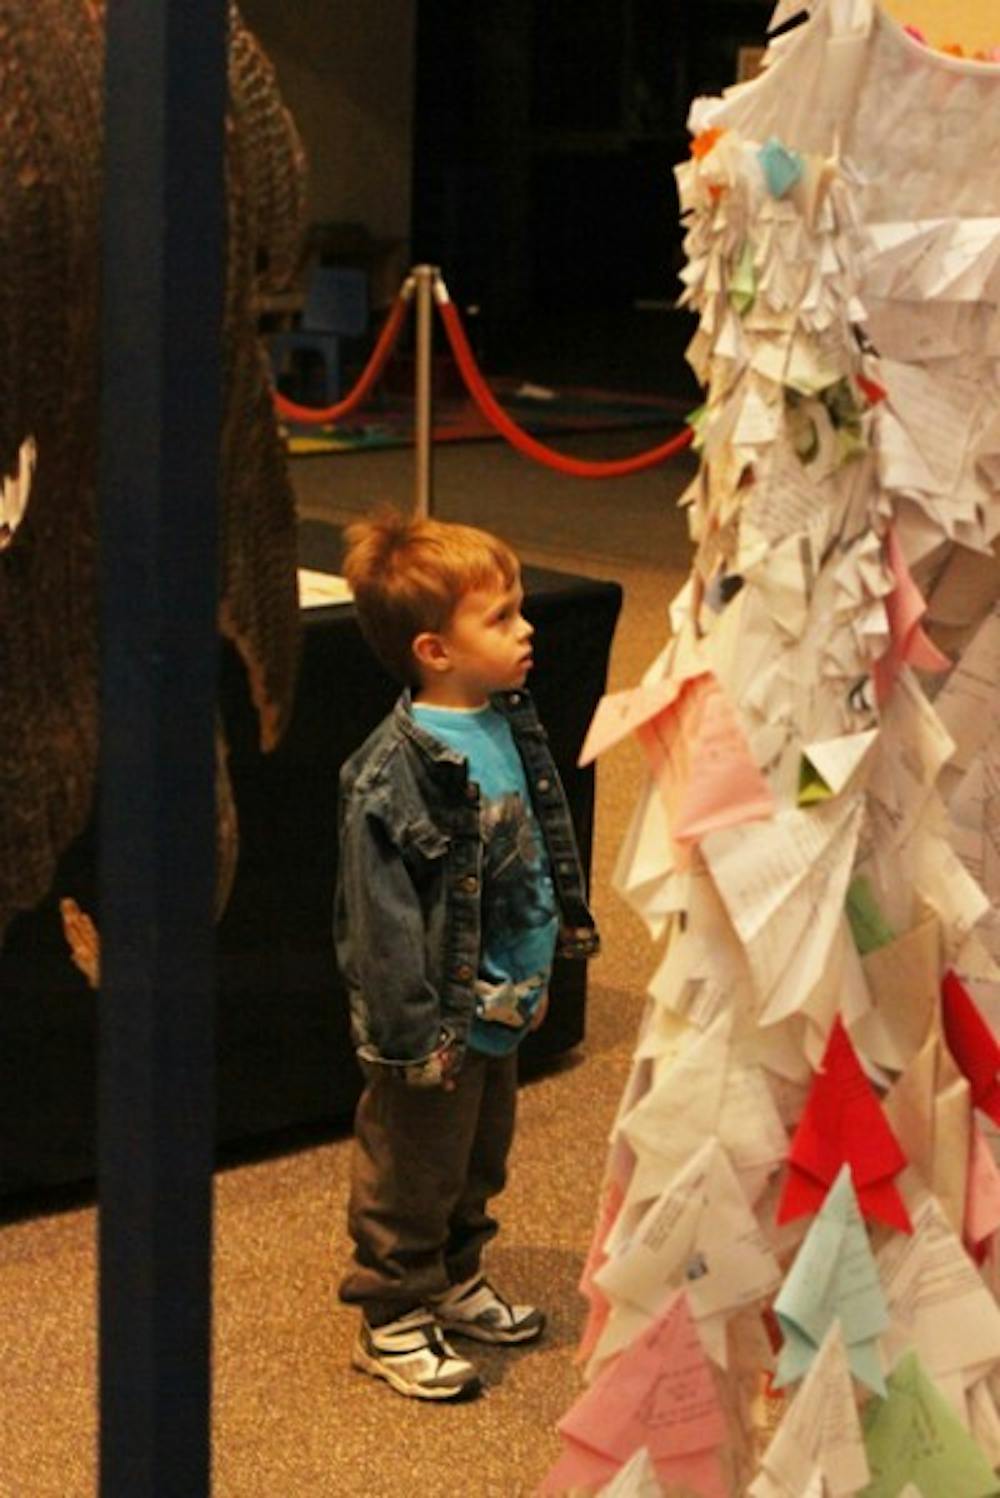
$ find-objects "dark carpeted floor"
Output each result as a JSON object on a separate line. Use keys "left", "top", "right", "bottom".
{"left": 0, "top": 429, "right": 696, "bottom": 1497}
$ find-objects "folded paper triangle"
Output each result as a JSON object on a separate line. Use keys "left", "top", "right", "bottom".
{"left": 774, "top": 1165, "right": 888, "bottom": 1394}
{"left": 776, "top": 1016, "right": 911, "bottom": 1231}
{"left": 883, "top": 1030, "right": 969, "bottom": 1236}
{"left": 872, "top": 527, "right": 949, "bottom": 705}
{"left": 800, "top": 730, "right": 878, "bottom": 801}
{"left": 578, "top": 679, "right": 686, "bottom": 766}
{"left": 635, "top": 673, "right": 775, "bottom": 850}
{"left": 877, "top": 1194, "right": 1000, "bottom": 1393}
{"left": 861, "top": 1351, "right": 998, "bottom": 1497}
{"left": 942, "top": 969, "right": 1000, "bottom": 1128}
{"left": 750, "top": 1321, "right": 870, "bottom": 1497}
{"left": 539, "top": 1291, "right": 729, "bottom": 1497}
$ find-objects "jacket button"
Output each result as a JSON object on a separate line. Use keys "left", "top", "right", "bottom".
{"left": 537, "top": 777, "right": 551, "bottom": 793}
{"left": 459, "top": 875, "right": 478, "bottom": 894}
{"left": 455, "top": 963, "right": 474, "bottom": 981}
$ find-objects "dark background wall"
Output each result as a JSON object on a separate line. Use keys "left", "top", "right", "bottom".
{"left": 242, "top": 0, "right": 774, "bottom": 392}
{"left": 237, "top": 0, "right": 417, "bottom": 246}
{"left": 410, "top": 0, "right": 772, "bottom": 386}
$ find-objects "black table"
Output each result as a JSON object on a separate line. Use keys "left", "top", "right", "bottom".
{"left": 0, "top": 527, "right": 621, "bottom": 1196}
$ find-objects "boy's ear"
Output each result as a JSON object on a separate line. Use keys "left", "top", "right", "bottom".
{"left": 411, "top": 630, "right": 451, "bottom": 676}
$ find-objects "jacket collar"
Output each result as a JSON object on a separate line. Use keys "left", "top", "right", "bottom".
{"left": 392, "top": 690, "right": 469, "bottom": 782}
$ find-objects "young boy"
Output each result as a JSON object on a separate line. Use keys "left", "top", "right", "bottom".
{"left": 335, "top": 506, "right": 600, "bottom": 1401}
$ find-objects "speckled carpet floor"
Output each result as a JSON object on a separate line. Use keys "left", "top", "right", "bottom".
{"left": 0, "top": 429, "right": 695, "bottom": 1497}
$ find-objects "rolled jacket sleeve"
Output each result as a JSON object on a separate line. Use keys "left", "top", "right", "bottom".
{"left": 334, "top": 799, "right": 447, "bottom": 1071}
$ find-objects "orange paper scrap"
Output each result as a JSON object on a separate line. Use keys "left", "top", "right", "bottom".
{"left": 691, "top": 127, "right": 726, "bottom": 159}
{"left": 776, "top": 1016, "right": 912, "bottom": 1233}
{"left": 539, "top": 1290, "right": 729, "bottom": 1497}
{"left": 872, "top": 527, "right": 950, "bottom": 704}
{"left": 943, "top": 969, "right": 1000, "bottom": 1127}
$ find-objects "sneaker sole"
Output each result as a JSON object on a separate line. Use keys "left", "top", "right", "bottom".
{"left": 351, "top": 1344, "right": 482, "bottom": 1401}
{"left": 437, "top": 1312, "right": 545, "bottom": 1346}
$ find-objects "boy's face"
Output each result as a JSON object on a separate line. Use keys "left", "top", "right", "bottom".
{"left": 417, "top": 573, "right": 534, "bottom": 707}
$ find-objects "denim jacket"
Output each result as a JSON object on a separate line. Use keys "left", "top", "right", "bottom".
{"left": 334, "top": 687, "right": 599, "bottom": 1084}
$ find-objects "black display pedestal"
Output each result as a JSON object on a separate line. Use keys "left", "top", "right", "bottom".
{"left": 0, "top": 529, "right": 621, "bottom": 1198}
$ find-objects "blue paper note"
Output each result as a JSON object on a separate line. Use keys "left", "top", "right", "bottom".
{"left": 758, "top": 137, "right": 804, "bottom": 198}
{"left": 774, "top": 1164, "right": 888, "bottom": 1395}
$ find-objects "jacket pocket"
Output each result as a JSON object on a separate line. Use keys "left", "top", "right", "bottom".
{"left": 396, "top": 819, "right": 451, "bottom": 893}
{"left": 401, "top": 818, "right": 450, "bottom": 862}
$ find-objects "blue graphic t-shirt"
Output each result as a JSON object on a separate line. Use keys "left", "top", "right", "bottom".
{"left": 412, "top": 702, "right": 558, "bottom": 1055}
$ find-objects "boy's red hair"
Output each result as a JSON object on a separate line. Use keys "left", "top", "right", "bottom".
{"left": 342, "top": 506, "right": 519, "bottom": 684}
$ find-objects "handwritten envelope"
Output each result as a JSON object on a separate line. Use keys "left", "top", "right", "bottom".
{"left": 877, "top": 1195, "right": 1000, "bottom": 1413}
{"left": 594, "top": 1138, "right": 782, "bottom": 1370}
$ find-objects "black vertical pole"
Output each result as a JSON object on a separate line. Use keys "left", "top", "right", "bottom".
{"left": 98, "top": 3, "right": 226, "bottom": 1493}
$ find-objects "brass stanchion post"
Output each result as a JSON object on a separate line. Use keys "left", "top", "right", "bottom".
{"left": 413, "top": 264, "right": 436, "bottom": 518}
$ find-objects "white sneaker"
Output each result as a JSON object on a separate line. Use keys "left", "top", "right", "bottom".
{"left": 431, "top": 1274, "right": 545, "bottom": 1345}
{"left": 352, "top": 1308, "right": 481, "bottom": 1401}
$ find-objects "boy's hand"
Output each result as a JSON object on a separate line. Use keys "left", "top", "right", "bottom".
{"left": 439, "top": 1042, "right": 460, "bottom": 1091}
{"left": 403, "top": 1032, "right": 460, "bottom": 1089}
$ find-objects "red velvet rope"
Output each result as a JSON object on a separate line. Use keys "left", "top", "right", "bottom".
{"left": 271, "top": 273, "right": 696, "bottom": 477}
{"left": 436, "top": 297, "right": 694, "bottom": 478}
{"left": 272, "top": 291, "right": 410, "bottom": 427}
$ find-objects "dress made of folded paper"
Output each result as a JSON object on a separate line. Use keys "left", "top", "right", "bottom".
{"left": 551, "top": 2, "right": 1000, "bottom": 1494}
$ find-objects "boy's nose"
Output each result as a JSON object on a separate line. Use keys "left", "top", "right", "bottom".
{"left": 519, "top": 615, "right": 534, "bottom": 640}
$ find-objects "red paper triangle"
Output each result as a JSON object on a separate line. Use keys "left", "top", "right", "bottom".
{"left": 776, "top": 1016, "right": 911, "bottom": 1231}
{"left": 943, "top": 969, "right": 1000, "bottom": 1127}
{"left": 857, "top": 373, "right": 887, "bottom": 405}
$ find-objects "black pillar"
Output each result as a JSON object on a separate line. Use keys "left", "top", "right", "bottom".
{"left": 98, "top": 3, "right": 226, "bottom": 1493}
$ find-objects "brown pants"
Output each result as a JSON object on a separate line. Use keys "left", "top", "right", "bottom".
{"left": 339, "top": 1048, "right": 518, "bottom": 1325}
